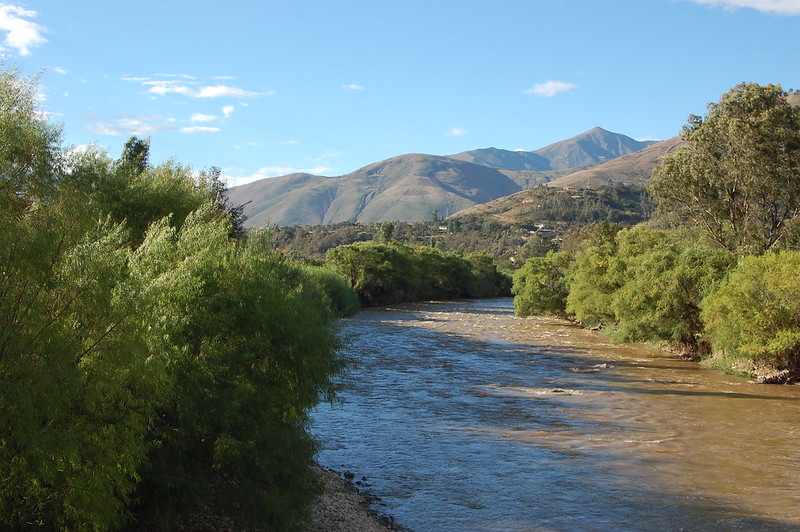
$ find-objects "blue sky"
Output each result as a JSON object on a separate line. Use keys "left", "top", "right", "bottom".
{"left": 2, "top": 1, "right": 799, "bottom": 187}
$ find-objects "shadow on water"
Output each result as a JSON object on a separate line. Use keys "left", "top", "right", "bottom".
{"left": 312, "top": 299, "right": 800, "bottom": 532}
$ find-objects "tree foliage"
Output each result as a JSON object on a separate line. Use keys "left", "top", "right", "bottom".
{"left": 650, "top": 83, "right": 800, "bottom": 255}
{"left": 0, "top": 68, "right": 343, "bottom": 530}
{"left": 325, "top": 241, "right": 509, "bottom": 306}
{"left": 512, "top": 251, "right": 573, "bottom": 318}
{"left": 701, "top": 251, "right": 800, "bottom": 377}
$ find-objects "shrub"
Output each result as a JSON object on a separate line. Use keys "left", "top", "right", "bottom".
{"left": 701, "top": 251, "right": 800, "bottom": 378}
{"left": 300, "top": 264, "right": 361, "bottom": 316}
{"left": 512, "top": 251, "right": 573, "bottom": 318}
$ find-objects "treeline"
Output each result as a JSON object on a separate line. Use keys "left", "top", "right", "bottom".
{"left": 513, "top": 83, "right": 800, "bottom": 383}
{"left": 325, "top": 241, "right": 510, "bottom": 306}
{"left": 0, "top": 69, "right": 353, "bottom": 529}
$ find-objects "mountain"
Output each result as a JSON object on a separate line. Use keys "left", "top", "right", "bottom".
{"left": 228, "top": 154, "right": 522, "bottom": 228}
{"left": 450, "top": 137, "right": 682, "bottom": 227}
{"left": 450, "top": 127, "right": 656, "bottom": 172}
{"left": 449, "top": 147, "right": 552, "bottom": 171}
{"left": 227, "top": 127, "right": 661, "bottom": 227}
{"left": 546, "top": 136, "right": 682, "bottom": 188}
{"left": 533, "top": 126, "right": 657, "bottom": 170}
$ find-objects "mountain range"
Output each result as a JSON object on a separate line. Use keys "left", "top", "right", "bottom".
{"left": 227, "top": 127, "right": 675, "bottom": 228}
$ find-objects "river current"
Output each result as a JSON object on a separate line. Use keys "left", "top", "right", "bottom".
{"left": 311, "top": 298, "right": 800, "bottom": 531}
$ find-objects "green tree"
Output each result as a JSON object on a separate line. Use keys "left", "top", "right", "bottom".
{"left": 609, "top": 227, "right": 735, "bottom": 355}
{"left": 0, "top": 67, "right": 61, "bottom": 208}
{"left": 649, "top": 83, "right": 800, "bottom": 256}
{"left": 701, "top": 250, "right": 800, "bottom": 379}
{"left": 512, "top": 251, "right": 573, "bottom": 318}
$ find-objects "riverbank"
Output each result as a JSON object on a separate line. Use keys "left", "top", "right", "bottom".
{"left": 305, "top": 464, "right": 410, "bottom": 531}
{"left": 127, "top": 465, "right": 408, "bottom": 531}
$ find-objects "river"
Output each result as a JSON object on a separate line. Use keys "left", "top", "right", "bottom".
{"left": 311, "top": 298, "right": 800, "bottom": 531}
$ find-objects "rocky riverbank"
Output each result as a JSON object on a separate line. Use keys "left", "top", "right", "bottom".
{"left": 305, "top": 465, "right": 409, "bottom": 531}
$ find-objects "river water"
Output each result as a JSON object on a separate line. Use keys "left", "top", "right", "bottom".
{"left": 311, "top": 298, "right": 800, "bottom": 531}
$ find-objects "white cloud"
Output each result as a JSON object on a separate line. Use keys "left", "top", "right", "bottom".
{"left": 123, "top": 76, "right": 271, "bottom": 99}
{"left": 679, "top": 0, "right": 800, "bottom": 15}
{"left": 222, "top": 105, "right": 235, "bottom": 118}
{"left": 342, "top": 83, "right": 364, "bottom": 91}
{"left": 0, "top": 4, "right": 47, "bottom": 56}
{"left": 180, "top": 126, "right": 221, "bottom": 134}
{"left": 446, "top": 127, "right": 467, "bottom": 137}
{"left": 196, "top": 85, "right": 262, "bottom": 98}
{"left": 53, "top": 66, "right": 68, "bottom": 75}
{"left": 523, "top": 80, "right": 577, "bottom": 97}
{"left": 87, "top": 115, "right": 177, "bottom": 136}
{"left": 190, "top": 113, "right": 217, "bottom": 122}
{"left": 148, "top": 83, "right": 194, "bottom": 96}
{"left": 279, "top": 140, "right": 297, "bottom": 145}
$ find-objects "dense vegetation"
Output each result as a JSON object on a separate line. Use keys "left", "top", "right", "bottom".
{"left": 271, "top": 183, "right": 652, "bottom": 268}
{"left": 326, "top": 241, "right": 510, "bottom": 306}
{"left": 512, "top": 83, "right": 800, "bottom": 382}
{"left": 0, "top": 68, "right": 350, "bottom": 530}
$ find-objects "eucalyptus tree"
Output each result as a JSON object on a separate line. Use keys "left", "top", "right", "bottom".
{"left": 649, "top": 83, "right": 800, "bottom": 256}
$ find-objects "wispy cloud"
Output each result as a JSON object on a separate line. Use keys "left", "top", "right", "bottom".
{"left": 678, "top": 0, "right": 800, "bottom": 15}
{"left": 180, "top": 126, "right": 221, "bottom": 134}
{"left": 222, "top": 105, "right": 235, "bottom": 118}
{"left": 446, "top": 127, "right": 467, "bottom": 137}
{"left": 147, "top": 83, "right": 194, "bottom": 96}
{"left": 190, "top": 113, "right": 217, "bottom": 122}
{"left": 53, "top": 66, "right": 68, "bottom": 75}
{"left": 196, "top": 85, "right": 265, "bottom": 98}
{"left": 279, "top": 140, "right": 298, "bottom": 145}
{"left": 523, "top": 80, "right": 577, "bottom": 97}
{"left": 342, "top": 83, "right": 364, "bottom": 91}
{"left": 0, "top": 4, "right": 47, "bottom": 56}
{"left": 123, "top": 76, "right": 272, "bottom": 99}
{"left": 87, "top": 115, "right": 177, "bottom": 136}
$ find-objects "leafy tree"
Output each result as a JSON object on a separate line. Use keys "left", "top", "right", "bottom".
{"left": 135, "top": 211, "right": 345, "bottom": 528}
{"left": 325, "top": 241, "right": 507, "bottom": 305}
{"left": 701, "top": 250, "right": 800, "bottom": 379}
{"left": 564, "top": 241, "right": 623, "bottom": 328}
{"left": 119, "top": 136, "right": 150, "bottom": 175}
{"left": 201, "top": 165, "right": 248, "bottom": 241}
{"left": 650, "top": 83, "right": 800, "bottom": 256}
{"left": 0, "top": 67, "right": 345, "bottom": 529}
{"left": 609, "top": 227, "right": 735, "bottom": 354}
{"left": 299, "top": 264, "right": 361, "bottom": 317}
{"left": 512, "top": 251, "right": 573, "bottom": 318}
{"left": 0, "top": 67, "right": 61, "bottom": 207}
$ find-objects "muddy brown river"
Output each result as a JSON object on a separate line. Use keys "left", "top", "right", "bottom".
{"left": 311, "top": 298, "right": 800, "bottom": 531}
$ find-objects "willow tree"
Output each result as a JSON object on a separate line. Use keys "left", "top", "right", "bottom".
{"left": 649, "top": 83, "right": 800, "bottom": 256}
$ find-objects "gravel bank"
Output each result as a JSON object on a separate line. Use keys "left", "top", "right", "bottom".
{"left": 305, "top": 465, "right": 409, "bottom": 532}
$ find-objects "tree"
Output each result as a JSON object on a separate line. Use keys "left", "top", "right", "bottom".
{"left": 701, "top": 250, "right": 800, "bottom": 380}
{"left": 200, "top": 166, "right": 248, "bottom": 240}
{"left": 649, "top": 83, "right": 800, "bottom": 256}
{"left": 0, "top": 67, "right": 61, "bottom": 207}
{"left": 609, "top": 227, "right": 734, "bottom": 355}
{"left": 512, "top": 251, "right": 573, "bottom": 318}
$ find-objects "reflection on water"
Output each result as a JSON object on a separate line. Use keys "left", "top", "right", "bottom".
{"left": 311, "top": 298, "right": 800, "bottom": 531}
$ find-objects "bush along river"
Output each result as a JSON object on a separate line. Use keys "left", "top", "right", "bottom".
{"left": 311, "top": 298, "right": 800, "bottom": 531}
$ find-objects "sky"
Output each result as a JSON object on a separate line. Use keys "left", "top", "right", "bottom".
{"left": 1, "top": 0, "right": 799, "bottom": 187}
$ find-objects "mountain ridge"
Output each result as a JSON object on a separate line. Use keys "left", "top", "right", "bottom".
{"left": 227, "top": 127, "right": 667, "bottom": 227}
